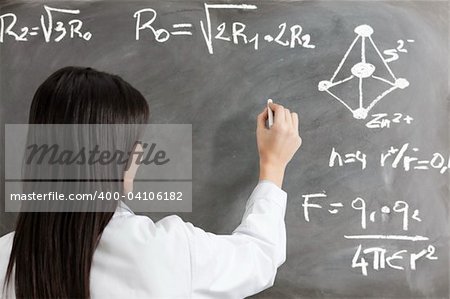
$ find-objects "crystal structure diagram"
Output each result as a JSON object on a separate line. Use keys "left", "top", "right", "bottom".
{"left": 318, "top": 25, "right": 409, "bottom": 120}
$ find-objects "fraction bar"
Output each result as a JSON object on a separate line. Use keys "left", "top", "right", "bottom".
{"left": 344, "top": 235, "right": 429, "bottom": 242}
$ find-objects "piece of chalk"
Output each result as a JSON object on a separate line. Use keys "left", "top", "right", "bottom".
{"left": 267, "top": 99, "right": 274, "bottom": 128}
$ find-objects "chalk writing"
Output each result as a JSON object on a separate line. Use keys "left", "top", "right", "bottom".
{"left": 0, "top": 4, "right": 316, "bottom": 55}
{"left": 0, "top": 5, "right": 91, "bottom": 42}
{"left": 329, "top": 145, "right": 449, "bottom": 174}
{"left": 365, "top": 113, "right": 413, "bottom": 128}
{"left": 301, "top": 192, "right": 438, "bottom": 276}
{"left": 318, "top": 25, "right": 411, "bottom": 120}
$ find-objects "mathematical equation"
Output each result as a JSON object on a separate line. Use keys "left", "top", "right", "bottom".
{"left": 0, "top": 4, "right": 316, "bottom": 55}
{"left": 302, "top": 193, "right": 421, "bottom": 229}
{"left": 0, "top": 6, "right": 92, "bottom": 43}
{"left": 135, "top": 4, "right": 316, "bottom": 54}
{"left": 301, "top": 193, "right": 438, "bottom": 276}
{"left": 329, "top": 143, "right": 450, "bottom": 174}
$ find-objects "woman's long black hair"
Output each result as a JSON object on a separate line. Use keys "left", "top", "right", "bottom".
{"left": 3, "top": 66, "right": 149, "bottom": 298}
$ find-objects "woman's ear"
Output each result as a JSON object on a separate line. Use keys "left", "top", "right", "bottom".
{"left": 123, "top": 142, "right": 143, "bottom": 193}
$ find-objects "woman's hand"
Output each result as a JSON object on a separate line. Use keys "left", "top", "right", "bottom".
{"left": 256, "top": 102, "right": 302, "bottom": 188}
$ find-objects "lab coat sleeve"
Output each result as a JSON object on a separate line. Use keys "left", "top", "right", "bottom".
{"left": 182, "top": 180, "right": 287, "bottom": 299}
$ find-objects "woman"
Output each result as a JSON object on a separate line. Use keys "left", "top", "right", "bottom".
{"left": 0, "top": 66, "right": 301, "bottom": 298}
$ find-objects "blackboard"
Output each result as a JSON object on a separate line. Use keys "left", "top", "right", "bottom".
{"left": 0, "top": 1, "right": 449, "bottom": 298}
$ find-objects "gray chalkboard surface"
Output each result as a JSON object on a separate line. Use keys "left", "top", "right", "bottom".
{"left": 0, "top": 1, "right": 449, "bottom": 298}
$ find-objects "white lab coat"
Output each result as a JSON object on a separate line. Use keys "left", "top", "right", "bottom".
{"left": 0, "top": 181, "right": 287, "bottom": 299}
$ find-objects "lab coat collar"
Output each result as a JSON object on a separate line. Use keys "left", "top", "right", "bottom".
{"left": 115, "top": 200, "right": 134, "bottom": 216}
